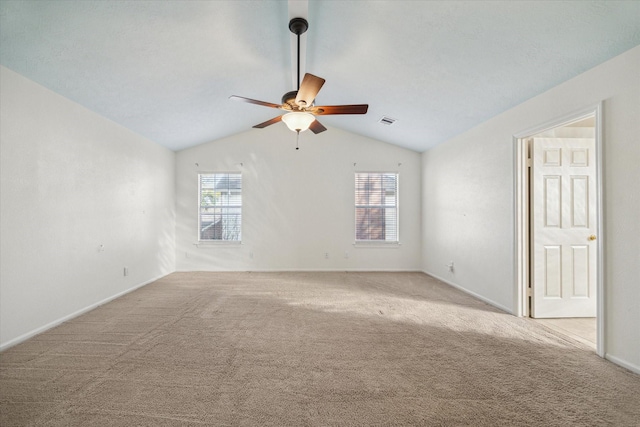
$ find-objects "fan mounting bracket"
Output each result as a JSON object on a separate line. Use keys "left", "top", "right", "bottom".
{"left": 289, "top": 18, "right": 308, "bottom": 36}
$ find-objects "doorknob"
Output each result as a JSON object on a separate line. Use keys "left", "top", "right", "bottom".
{"left": 589, "top": 235, "right": 597, "bottom": 241}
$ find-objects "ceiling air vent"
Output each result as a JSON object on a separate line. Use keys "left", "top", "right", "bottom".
{"left": 379, "top": 116, "right": 397, "bottom": 126}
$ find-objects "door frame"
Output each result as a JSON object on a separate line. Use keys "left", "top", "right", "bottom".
{"left": 513, "top": 103, "right": 604, "bottom": 357}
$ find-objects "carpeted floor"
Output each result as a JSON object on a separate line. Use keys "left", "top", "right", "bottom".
{"left": 1, "top": 272, "right": 639, "bottom": 426}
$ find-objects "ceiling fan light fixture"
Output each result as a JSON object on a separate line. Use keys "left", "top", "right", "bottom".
{"left": 282, "top": 112, "right": 315, "bottom": 132}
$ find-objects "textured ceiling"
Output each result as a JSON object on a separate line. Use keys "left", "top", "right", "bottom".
{"left": 1, "top": 1, "right": 639, "bottom": 152}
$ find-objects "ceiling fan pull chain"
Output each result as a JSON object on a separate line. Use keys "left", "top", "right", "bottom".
{"left": 296, "top": 130, "right": 300, "bottom": 150}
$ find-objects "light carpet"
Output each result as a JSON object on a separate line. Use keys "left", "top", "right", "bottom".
{"left": 1, "top": 272, "right": 639, "bottom": 426}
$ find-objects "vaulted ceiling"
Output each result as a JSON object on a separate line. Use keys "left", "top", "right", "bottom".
{"left": 1, "top": 1, "right": 639, "bottom": 152}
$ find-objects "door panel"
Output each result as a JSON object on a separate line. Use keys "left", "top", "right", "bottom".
{"left": 571, "top": 245, "right": 589, "bottom": 297}
{"left": 544, "top": 175, "right": 561, "bottom": 227}
{"left": 531, "top": 137, "right": 597, "bottom": 318}
{"left": 571, "top": 176, "right": 589, "bottom": 227}
{"left": 544, "top": 246, "right": 561, "bottom": 298}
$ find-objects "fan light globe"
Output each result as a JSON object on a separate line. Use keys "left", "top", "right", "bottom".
{"left": 282, "top": 112, "right": 315, "bottom": 132}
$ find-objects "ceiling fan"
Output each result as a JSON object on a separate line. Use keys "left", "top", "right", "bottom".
{"left": 230, "top": 17, "right": 368, "bottom": 137}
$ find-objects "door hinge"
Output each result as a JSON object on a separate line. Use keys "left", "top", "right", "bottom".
{"left": 527, "top": 158, "right": 532, "bottom": 168}
{"left": 526, "top": 287, "right": 532, "bottom": 297}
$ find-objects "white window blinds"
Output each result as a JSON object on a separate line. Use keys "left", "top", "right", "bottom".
{"left": 199, "top": 173, "right": 242, "bottom": 241}
{"left": 355, "top": 172, "right": 398, "bottom": 242}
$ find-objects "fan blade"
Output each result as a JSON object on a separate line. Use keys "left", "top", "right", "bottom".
{"left": 229, "top": 95, "right": 282, "bottom": 109}
{"left": 295, "top": 73, "right": 325, "bottom": 108}
{"left": 312, "top": 104, "right": 369, "bottom": 115}
{"left": 253, "top": 115, "right": 283, "bottom": 128}
{"left": 309, "top": 119, "right": 327, "bottom": 134}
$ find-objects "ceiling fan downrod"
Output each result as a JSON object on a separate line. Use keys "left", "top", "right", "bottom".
{"left": 288, "top": 17, "right": 308, "bottom": 91}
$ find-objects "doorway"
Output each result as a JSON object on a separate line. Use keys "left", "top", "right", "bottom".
{"left": 514, "top": 105, "right": 603, "bottom": 356}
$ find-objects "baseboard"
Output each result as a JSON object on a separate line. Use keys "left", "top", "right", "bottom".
{"left": 422, "top": 270, "right": 513, "bottom": 314}
{"left": 605, "top": 354, "right": 640, "bottom": 375}
{"left": 175, "top": 268, "right": 424, "bottom": 273}
{"left": 0, "top": 272, "right": 170, "bottom": 352}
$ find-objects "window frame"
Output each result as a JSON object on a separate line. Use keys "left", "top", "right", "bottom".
{"left": 197, "top": 172, "right": 243, "bottom": 244}
{"left": 354, "top": 171, "right": 400, "bottom": 245}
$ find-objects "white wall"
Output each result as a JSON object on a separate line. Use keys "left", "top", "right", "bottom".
{"left": 421, "top": 46, "right": 640, "bottom": 371}
{"left": 0, "top": 66, "right": 176, "bottom": 349}
{"left": 176, "top": 125, "right": 421, "bottom": 271}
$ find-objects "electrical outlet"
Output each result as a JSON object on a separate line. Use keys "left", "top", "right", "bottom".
{"left": 250, "top": 252, "right": 254, "bottom": 259}
{"left": 324, "top": 252, "right": 329, "bottom": 259}
{"left": 123, "top": 267, "right": 129, "bottom": 276}
{"left": 447, "top": 261, "right": 454, "bottom": 272}
{"left": 344, "top": 251, "right": 349, "bottom": 259}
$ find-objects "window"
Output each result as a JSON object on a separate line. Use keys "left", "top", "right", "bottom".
{"left": 199, "top": 173, "right": 242, "bottom": 241}
{"left": 355, "top": 172, "right": 398, "bottom": 242}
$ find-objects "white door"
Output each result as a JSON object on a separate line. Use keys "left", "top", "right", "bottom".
{"left": 531, "top": 137, "right": 597, "bottom": 318}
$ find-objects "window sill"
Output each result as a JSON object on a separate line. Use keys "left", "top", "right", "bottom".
{"left": 194, "top": 241, "right": 243, "bottom": 247}
{"left": 353, "top": 241, "right": 401, "bottom": 248}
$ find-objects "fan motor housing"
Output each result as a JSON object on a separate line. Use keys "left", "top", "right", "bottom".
{"left": 282, "top": 90, "right": 299, "bottom": 108}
